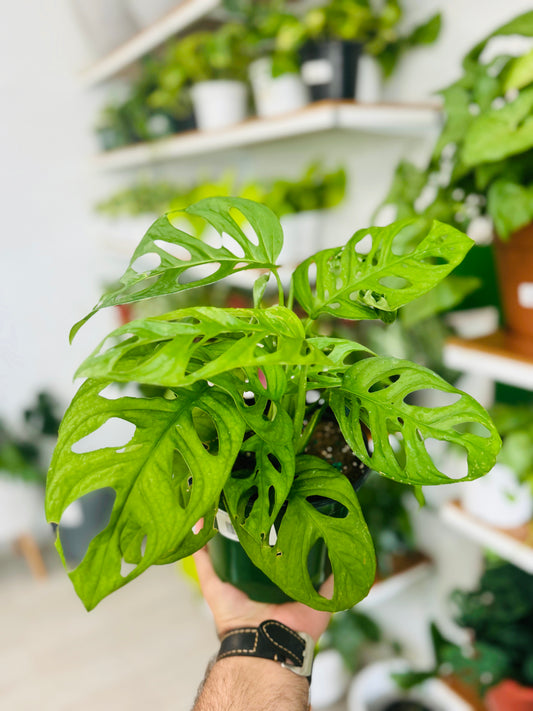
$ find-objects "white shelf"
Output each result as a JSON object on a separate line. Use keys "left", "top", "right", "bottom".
{"left": 94, "top": 101, "right": 441, "bottom": 171}
{"left": 358, "top": 557, "right": 433, "bottom": 610}
{"left": 441, "top": 502, "right": 533, "bottom": 574}
{"left": 444, "top": 332, "right": 533, "bottom": 391}
{"left": 79, "top": 0, "right": 221, "bottom": 87}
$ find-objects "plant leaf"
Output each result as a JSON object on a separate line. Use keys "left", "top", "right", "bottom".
{"left": 292, "top": 220, "right": 474, "bottom": 321}
{"left": 70, "top": 197, "right": 284, "bottom": 340}
{"left": 462, "top": 86, "right": 533, "bottom": 167}
{"left": 487, "top": 178, "right": 533, "bottom": 240}
{"left": 330, "top": 357, "right": 501, "bottom": 485}
{"left": 45, "top": 379, "right": 245, "bottom": 609}
{"left": 76, "top": 306, "right": 328, "bottom": 387}
{"left": 224, "top": 455, "right": 376, "bottom": 611}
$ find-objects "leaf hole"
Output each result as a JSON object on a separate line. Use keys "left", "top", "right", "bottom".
{"left": 177, "top": 262, "right": 221, "bottom": 284}
{"left": 153, "top": 240, "right": 191, "bottom": 261}
{"left": 420, "top": 256, "right": 449, "bottom": 266}
{"left": 241, "top": 486, "right": 259, "bottom": 520}
{"left": 192, "top": 407, "right": 220, "bottom": 456}
{"left": 220, "top": 231, "right": 246, "bottom": 258}
{"left": 58, "top": 488, "right": 116, "bottom": 571}
{"left": 120, "top": 559, "right": 137, "bottom": 578}
{"left": 424, "top": 438, "right": 469, "bottom": 479}
{"left": 404, "top": 389, "right": 462, "bottom": 407}
{"left": 307, "top": 261, "right": 317, "bottom": 289}
{"left": 267, "top": 454, "right": 282, "bottom": 473}
{"left": 268, "top": 485, "right": 276, "bottom": 517}
{"left": 229, "top": 208, "right": 259, "bottom": 246}
{"left": 379, "top": 275, "right": 411, "bottom": 289}
{"left": 130, "top": 252, "right": 162, "bottom": 274}
{"left": 71, "top": 418, "right": 136, "bottom": 454}
{"left": 354, "top": 234, "right": 372, "bottom": 254}
{"left": 306, "top": 496, "right": 348, "bottom": 519}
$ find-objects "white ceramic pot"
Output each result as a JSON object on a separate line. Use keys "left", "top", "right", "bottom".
{"left": 126, "top": 0, "right": 184, "bottom": 28}
{"left": 347, "top": 658, "right": 472, "bottom": 711}
{"left": 310, "top": 650, "right": 351, "bottom": 709}
{"left": 461, "top": 463, "right": 533, "bottom": 529}
{"left": 280, "top": 211, "right": 323, "bottom": 266}
{"left": 355, "top": 54, "right": 382, "bottom": 103}
{"left": 249, "top": 59, "right": 309, "bottom": 118}
{"left": 0, "top": 475, "right": 44, "bottom": 542}
{"left": 191, "top": 81, "right": 248, "bottom": 132}
{"left": 70, "top": 0, "right": 137, "bottom": 58}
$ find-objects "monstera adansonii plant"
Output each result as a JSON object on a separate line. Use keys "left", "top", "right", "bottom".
{"left": 45, "top": 197, "right": 501, "bottom": 612}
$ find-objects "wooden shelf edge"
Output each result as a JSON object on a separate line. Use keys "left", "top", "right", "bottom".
{"left": 440, "top": 501, "right": 533, "bottom": 574}
{"left": 93, "top": 101, "right": 441, "bottom": 171}
{"left": 444, "top": 331, "right": 533, "bottom": 391}
{"left": 80, "top": 0, "right": 221, "bottom": 87}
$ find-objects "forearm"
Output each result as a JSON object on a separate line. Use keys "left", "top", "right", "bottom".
{"left": 193, "top": 656, "right": 310, "bottom": 711}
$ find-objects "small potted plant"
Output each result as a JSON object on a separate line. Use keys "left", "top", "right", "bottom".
{"left": 151, "top": 24, "right": 251, "bottom": 131}
{"left": 299, "top": 0, "right": 441, "bottom": 103}
{"left": 45, "top": 196, "right": 500, "bottom": 612}
{"left": 379, "top": 10, "right": 533, "bottom": 356}
{"left": 395, "top": 560, "right": 533, "bottom": 711}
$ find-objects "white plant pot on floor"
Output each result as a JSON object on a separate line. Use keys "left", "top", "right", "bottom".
{"left": 310, "top": 649, "right": 351, "bottom": 709}
{"left": 0, "top": 475, "right": 44, "bottom": 542}
{"left": 249, "top": 59, "right": 309, "bottom": 118}
{"left": 191, "top": 81, "right": 248, "bottom": 132}
{"left": 347, "top": 658, "right": 472, "bottom": 711}
{"left": 280, "top": 211, "right": 323, "bottom": 266}
{"left": 461, "top": 463, "right": 533, "bottom": 529}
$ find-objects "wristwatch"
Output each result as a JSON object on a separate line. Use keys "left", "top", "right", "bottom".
{"left": 216, "top": 619, "right": 315, "bottom": 681}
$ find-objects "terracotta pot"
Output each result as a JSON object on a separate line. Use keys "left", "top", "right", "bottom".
{"left": 486, "top": 679, "right": 533, "bottom": 711}
{"left": 494, "top": 223, "right": 533, "bottom": 357}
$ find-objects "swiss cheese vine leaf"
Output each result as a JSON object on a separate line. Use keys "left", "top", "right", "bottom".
{"left": 70, "top": 197, "right": 284, "bottom": 340}
{"left": 292, "top": 220, "right": 474, "bottom": 321}
{"left": 76, "top": 306, "right": 328, "bottom": 387}
{"left": 45, "top": 380, "right": 245, "bottom": 610}
{"left": 224, "top": 455, "right": 375, "bottom": 611}
{"left": 330, "top": 357, "right": 501, "bottom": 486}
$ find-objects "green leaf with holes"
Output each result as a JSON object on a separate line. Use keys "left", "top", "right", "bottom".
{"left": 76, "top": 306, "right": 328, "bottom": 387}
{"left": 216, "top": 368, "right": 297, "bottom": 535}
{"left": 292, "top": 220, "right": 474, "bottom": 321}
{"left": 45, "top": 379, "right": 245, "bottom": 610}
{"left": 330, "top": 357, "right": 501, "bottom": 486}
{"left": 223, "top": 455, "right": 375, "bottom": 611}
{"left": 70, "top": 197, "right": 284, "bottom": 341}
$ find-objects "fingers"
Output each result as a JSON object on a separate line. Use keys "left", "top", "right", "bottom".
{"left": 318, "top": 574, "right": 334, "bottom": 600}
{"left": 193, "top": 545, "right": 216, "bottom": 591}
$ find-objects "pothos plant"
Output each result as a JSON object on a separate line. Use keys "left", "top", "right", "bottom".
{"left": 45, "top": 197, "right": 501, "bottom": 612}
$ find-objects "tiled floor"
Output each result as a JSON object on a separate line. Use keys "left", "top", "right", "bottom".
{"left": 0, "top": 545, "right": 218, "bottom": 710}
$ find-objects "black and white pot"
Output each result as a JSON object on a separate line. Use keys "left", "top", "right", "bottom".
{"left": 191, "top": 80, "right": 248, "bottom": 131}
{"left": 249, "top": 58, "right": 309, "bottom": 118}
{"left": 301, "top": 40, "right": 362, "bottom": 101}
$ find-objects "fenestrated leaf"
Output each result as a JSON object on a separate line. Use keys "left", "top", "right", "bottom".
{"left": 45, "top": 380, "right": 245, "bottom": 610}
{"left": 216, "top": 368, "right": 297, "bottom": 536}
{"left": 305, "top": 337, "right": 375, "bottom": 388}
{"left": 292, "top": 220, "right": 474, "bottom": 321}
{"left": 224, "top": 455, "right": 376, "bottom": 611}
{"left": 330, "top": 357, "right": 501, "bottom": 486}
{"left": 76, "top": 306, "right": 329, "bottom": 387}
{"left": 70, "top": 197, "right": 284, "bottom": 341}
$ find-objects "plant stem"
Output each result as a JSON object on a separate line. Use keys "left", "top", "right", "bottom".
{"left": 287, "top": 278, "right": 295, "bottom": 311}
{"left": 292, "top": 365, "right": 308, "bottom": 448}
{"left": 273, "top": 269, "right": 284, "bottom": 307}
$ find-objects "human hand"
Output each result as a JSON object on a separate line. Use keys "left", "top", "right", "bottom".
{"left": 193, "top": 545, "right": 333, "bottom": 643}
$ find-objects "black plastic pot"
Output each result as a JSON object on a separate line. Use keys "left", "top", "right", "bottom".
{"left": 209, "top": 458, "right": 369, "bottom": 604}
{"left": 300, "top": 40, "right": 362, "bottom": 101}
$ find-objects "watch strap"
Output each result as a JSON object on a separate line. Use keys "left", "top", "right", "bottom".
{"left": 217, "top": 620, "right": 314, "bottom": 680}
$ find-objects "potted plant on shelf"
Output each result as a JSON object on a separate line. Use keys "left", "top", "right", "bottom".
{"left": 395, "top": 560, "right": 533, "bottom": 711}
{"left": 379, "top": 10, "right": 533, "bottom": 356}
{"left": 298, "top": 0, "right": 441, "bottom": 103}
{"left": 150, "top": 24, "right": 251, "bottom": 132}
{"left": 45, "top": 196, "right": 501, "bottom": 612}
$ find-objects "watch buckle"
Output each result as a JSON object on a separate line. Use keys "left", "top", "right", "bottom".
{"left": 281, "top": 631, "right": 314, "bottom": 677}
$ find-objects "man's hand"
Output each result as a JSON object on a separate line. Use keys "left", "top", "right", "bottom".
{"left": 193, "top": 545, "right": 333, "bottom": 642}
